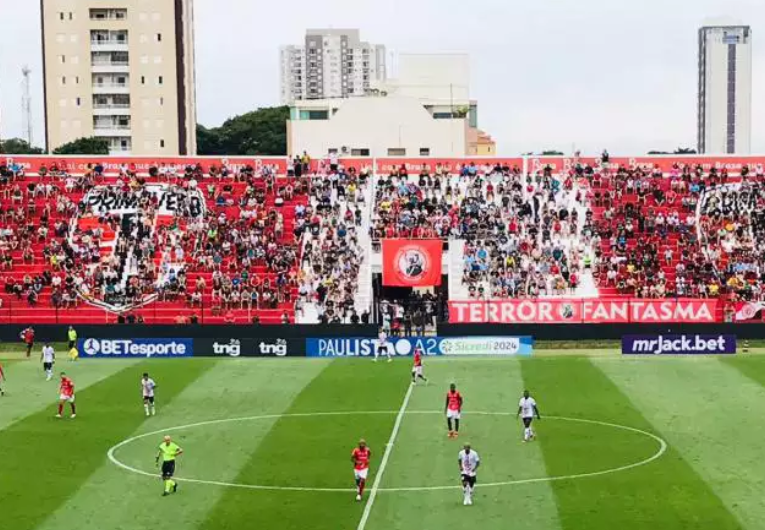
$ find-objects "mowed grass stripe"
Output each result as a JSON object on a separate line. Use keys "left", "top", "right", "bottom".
{"left": 597, "top": 356, "right": 765, "bottom": 530}
{"left": 523, "top": 357, "right": 741, "bottom": 530}
{"left": 0, "top": 358, "right": 140, "bottom": 430}
{"left": 0, "top": 358, "right": 214, "bottom": 530}
{"left": 366, "top": 358, "right": 563, "bottom": 530}
{"left": 34, "top": 359, "right": 328, "bottom": 530}
{"left": 198, "top": 359, "right": 412, "bottom": 530}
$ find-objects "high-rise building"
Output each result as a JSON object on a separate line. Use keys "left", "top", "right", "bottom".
{"left": 697, "top": 25, "right": 752, "bottom": 154}
{"left": 40, "top": 0, "right": 197, "bottom": 155}
{"left": 280, "top": 29, "right": 386, "bottom": 104}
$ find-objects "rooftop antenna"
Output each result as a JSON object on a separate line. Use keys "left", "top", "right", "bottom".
{"left": 21, "top": 65, "right": 32, "bottom": 146}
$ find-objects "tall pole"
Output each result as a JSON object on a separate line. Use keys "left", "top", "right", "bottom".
{"left": 22, "top": 65, "right": 33, "bottom": 146}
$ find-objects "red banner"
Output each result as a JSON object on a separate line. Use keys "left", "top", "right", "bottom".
{"left": 382, "top": 239, "right": 443, "bottom": 287}
{"left": 376, "top": 158, "right": 524, "bottom": 175}
{"left": 528, "top": 156, "right": 765, "bottom": 175}
{"left": 449, "top": 299, "right": 720, "bottom": 324}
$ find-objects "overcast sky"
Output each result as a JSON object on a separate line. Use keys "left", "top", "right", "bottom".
{"left": 0, "top": 0, "right": 762, "bottom": 155}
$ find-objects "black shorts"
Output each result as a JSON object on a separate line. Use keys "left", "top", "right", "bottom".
{"left": 377, "top": 344, "right": 388, "bottom": 354}
{"left": 161, "top": 460, "right": 176, "bottom": 478}
{"left": 68, "top": 340, "right": 76, "bottom": 349}
{"left": 144, "top": 396, "right": 155, "bottom": 404}
{"left": 523, "top": 417, "right": 533, "bottom": 428}
{"left": 461, "top": 474, "right": 477, "bottom": 487}
{"left": 43, "top": 362, "right": 53, "bottom": 371}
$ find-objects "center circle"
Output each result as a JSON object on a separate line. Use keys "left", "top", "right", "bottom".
{"left": 107, "top": 411, "right": 667, "bottom": 492}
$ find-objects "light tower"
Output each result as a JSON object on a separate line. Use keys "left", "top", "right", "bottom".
{"left": 21, "top": 65, "right": 32, "bottom": 146}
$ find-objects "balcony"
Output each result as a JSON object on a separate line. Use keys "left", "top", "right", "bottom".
{"left": 90, "top": 39, "right": 129, "bottom": 52}
{"left": 94, "top": 125, "right": 132, "bottom": 137}
{"left": 91, "top": 60, "right": 130, "bottom": 74}
{"left": 92, "top": 83, "right": 130, "bottom": 95}
{"left": 92, "top": 103, "right": 130, "bottom": 116}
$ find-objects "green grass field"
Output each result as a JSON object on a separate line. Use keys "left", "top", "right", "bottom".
{"left": 1, "top": 349, "right": 764, "bottom": 530}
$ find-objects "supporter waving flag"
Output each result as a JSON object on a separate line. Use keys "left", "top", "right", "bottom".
{"left": 382, "top": 239, "right": 443, "bottom": 287}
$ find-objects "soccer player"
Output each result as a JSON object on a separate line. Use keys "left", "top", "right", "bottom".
{"left": 411, "top": 346, "right": 427, "bottom": 384}
{"left": 0, "top": 362, "right": 5, "bottom": 396}
{"left": 142, "top": 373, "right": 157, "bottom": 416}
{"left": 374, "top": 328, "right": 392, "bottom": 362}
{"left": 445, "top": 383, "right": 463, "bottom": 438}
{"left": 56, "top": 372, "right": 76, "bottom": 418}
{"left": 517, "top": 389, "right": 541, "bottom": 442}
{"left": 41, "top": 342, "right": 55, "bottom": 381}
{"left": 351, "top": 439, "right": 371, "bottom": 501}
{"left": 156, "top": 435, "right": 183, "bottom": 496}
{"left": 67, "top": 326, "right": 77, "bottom": 349}
{"left": 458, "top": 442, "right": 480, "bottom": 506}
{"left": 21, "top": 326, "right": 35, "bottom": 358}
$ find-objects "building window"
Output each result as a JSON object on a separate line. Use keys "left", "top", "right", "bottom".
{"left": 158, "top": 76, "right": 163, "bottom": 85}
{"left": 59, "top": 55, "right": 66, "bottom": 64}
{"left": 387, "top": 148, "right": 406, "bottom": 156}
{"left": 141, "top": 76, "right": 146, "bottom": 84}
{"left": 160, "top": 139, "right": 165, "bottom": 148}
{"left": 159, "top": 97, "right": 164, "bottom": 106}
{"left": 351, "top": 148, "right": 370, "bottom": 156}
{"left": 59, "top": 12, "right": 64, "bottom": 20}
{"left": 75, "top": 76, "right": 79, "bottom": 84}
{"left": 68, "top": 12, "right": 73, "bottom": 20}
{"left": 156, "top": 33, "right": 162, "bottom": 42}
{"left": 419, "top": 148, "right": 430, "bottom": 156}
{"left": 76, "top": 97, "right": 81, "bottom": 106}
{"left": 61, "top": 76, "right": 66, "bottom": 85}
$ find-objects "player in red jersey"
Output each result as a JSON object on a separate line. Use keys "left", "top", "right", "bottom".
{"left": 20, "top": 326, "right": 35, "bottom": 358}
{"left": 351, "top": 439, "right": 371, "bottom": 501}
{"left": 411, "top": 346, "right": 428, "bottom": 385}
{"left": 56, "top": 372, "right": 76, "bottom": 419}
{"left": 445, "top": 383, "right": 463, "bottom": 438}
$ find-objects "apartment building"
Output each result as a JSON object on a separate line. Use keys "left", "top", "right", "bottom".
{"left": 697, "top": 25, "right": 752, "bottom": 154}
{"left": 280, "top": 29, "right": 386, "bottom": 104}
{"left": 41, "top": 0, "right": 197, "bottom": 155}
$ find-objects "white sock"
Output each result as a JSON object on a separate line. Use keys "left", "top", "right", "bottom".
{"left": 151, "top": 405, "right": 156, "bottom": 415}
{"left": 524, "top": 428, "right": 530, "bottom": 440}
{"left": 144, "top": 404, "right": 150, "bottom": 415}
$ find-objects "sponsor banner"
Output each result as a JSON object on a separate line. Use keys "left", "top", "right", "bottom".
{"left": 439, "top": 336, "right": 533, "bottom": 356}
{"left": 3, "top": 156, "right": 288, "bottom": 175}
{"left": 622, "top": 334, "right": 736, "bottom": 355}
{"left": 448, "top": 299, "right": 719, "bottom": 324}
{"left": 735, "top": 301, "right": 765, "bottom": 322}
{"left": 193, "top": 338, "right": 304, "bottom": 357}
{"left": 376, "top": 158, "right": 524, "bottom": 174}
{"left": 305, "top": 337, "right": 444, "bottom": 358}
{"left": 382, "top": 239, "right": 443, "bottom": 287}
{"left": 528, "top": 156, "right": 765, "bottom": 175}
{"left": 78, "top": 338, "right": 193, "bottom": 358}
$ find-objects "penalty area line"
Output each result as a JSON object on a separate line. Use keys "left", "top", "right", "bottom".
{"left": 356, "top": 383, "right": 414, "bottom": 530}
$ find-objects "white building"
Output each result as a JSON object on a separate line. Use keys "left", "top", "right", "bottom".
{"left": 697, "top": 25, "right": 752, "bottom": 154}
{"left": 287, "top": 96, "right": 468, "bottom": 157}
{"left": 287, "top": 52, "right": 495, "bottom": 157}
{"left": 279, "top": 29, "right": 386, "bottom": 104}
{"left": 40, "top": 0, "right": 197, "bottom": 155}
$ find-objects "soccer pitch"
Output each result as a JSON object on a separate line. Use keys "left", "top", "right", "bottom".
{"left": 2, "top": 352, "right": 765, "bottom": 530}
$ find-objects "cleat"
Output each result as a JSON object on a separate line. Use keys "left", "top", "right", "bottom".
{"left": 162, "top": 492, "right": 169, "bottom": 497}
{"left": 70, "top": 414, "right": 76, "bottom": 419}
{"left": 173, "top": 483, "right": 178, "bottom": 493}
{"left": 356, "top": 494, "right": 361, "bottom": 501}
{"left": 55, "top": 414, "right": 62, "bottom": 418}
{"left": 463, "top": 498, "right": 469, "bottom": 506}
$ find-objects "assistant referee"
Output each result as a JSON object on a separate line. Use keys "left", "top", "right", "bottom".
{"left": 156, "top": 435, "right": 183, "bottom": 496}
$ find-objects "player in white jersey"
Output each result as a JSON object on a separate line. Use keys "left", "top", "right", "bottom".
{"left": 458, "top": 443, "right": 480, "bottom": 506}
{"left": 517, "top": 390, "right": 541, "bottom": 442}
{"left": 41, "top": 343, "right": 55, "bottom": 381}
{"left": 142, "top": 373, "right": 157, "bottom": 416}
{"left": 374, "top": 329, "right": 392, "bottom": 362}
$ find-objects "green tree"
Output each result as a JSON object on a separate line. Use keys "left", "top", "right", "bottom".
{"left": 197, "top": 106, "right": 289, "bottom": 155}
{"left": 0, "top": 137, "right": 44, "bottom": 154}
{"left": 52, "top": 136, "right": 109, "bottom": 155}
{"left": 540, "top": 150, "right": 564, "bottom": 156}
{"left": 673, "top": 147, "right": 697, "bottom": 155}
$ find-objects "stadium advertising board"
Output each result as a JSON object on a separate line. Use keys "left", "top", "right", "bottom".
{"left": 78, "top": 338, "right": 193, "bottom": 358}
{"left": 622, "top": 335, "right": 737, "bottom": 355}
{"left": 527, "top": 155, "right": 765, "bottom": 175}
{"left": 194, "top": 338, "right": 304, "bottom": 357}
{"left": 305, "top": 337, "right": 444, "bottom": 358}
{"left": 439, "top": 336, "right": 533, "bottom": 356}
{"left": 449, "top": 299, "right": 719, "bottom": 324}
{"left": 305, "top": 336, "right": 533, "bottom": 357}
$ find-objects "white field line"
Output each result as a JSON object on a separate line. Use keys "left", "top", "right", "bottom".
{"left": 356, "top": 383, "right": 414, "bottom": 530}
